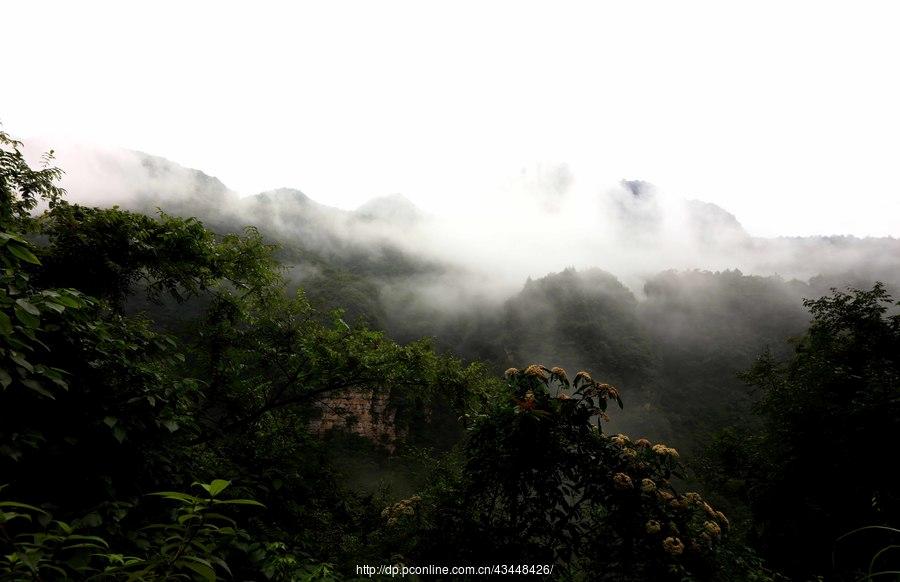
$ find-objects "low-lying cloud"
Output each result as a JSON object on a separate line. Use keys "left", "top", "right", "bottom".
{"left": 24, "top": 139, "right": 900, "bottom": 306}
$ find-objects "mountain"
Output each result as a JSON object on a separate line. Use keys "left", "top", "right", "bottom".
{"left": 355, "top": 193, "right": 423, "bottom": 225}
{"left": 42, "top": 143, "right": 900, "bottom": 287}
{"left": 35, "top": 142, "right": 900, "bottom": 453}
{"left": 22, "top": 142, "right": 238, "bottom": 219}
{"left": 683, "top": 199, "right": 748, "bottom": 244}
{"left": 131, "top": 152, "right": 236, "bottom": 216}
{"left": 41, "top": 143, "right": 900, "bottom": 324}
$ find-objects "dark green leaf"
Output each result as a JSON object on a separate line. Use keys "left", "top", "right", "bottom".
{"left": 15, "top": 298, "right": 40, "bottom": 316}
{"left": 42, "top": 301, "right": 65, "bottom": 314}
{"left": 52, "top": 294, "right": 82, "bottom": 308}
{"left": 7, "top": 243, "right": 41, "bottom": 265}
{"left": 0, "top": 501, "right": 50, "bottom": 515}
{"left": 13, "top": 305, "right": 39, "bottom": 329}
{"left": 177, "top": 557, "right": 217, "bottom": 581}
{"left": 9, "top": 352, "right": 33, "bottom": 373}
{"left": 212, "top": 498, "right": 265, "bottom": 508}
{"left": 22, "top": 379, "right": 54, "bottom": 399}
{"left": 147, "top": 492, "right": 201, "bottom": 503}
{"left": 0, "top": 311, "right": 12, "bottom": 335}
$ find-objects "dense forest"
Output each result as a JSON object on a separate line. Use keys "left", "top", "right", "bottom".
{"left": 2, "top": 130, "right": 899, "bottom": 581}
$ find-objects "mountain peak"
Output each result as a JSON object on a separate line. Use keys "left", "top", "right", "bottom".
{"left": 254, "top": 188, "right": 312, "bottom": 205}
{"left": 621, "top": 179, "right": 657, "bottom": 199}
{"left": 355, "top": 193, "right": 423, "bottom": 224}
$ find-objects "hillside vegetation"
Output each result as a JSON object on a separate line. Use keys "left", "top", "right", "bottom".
{"left": 2, "top": 131, "right": 899, "bottom": 580}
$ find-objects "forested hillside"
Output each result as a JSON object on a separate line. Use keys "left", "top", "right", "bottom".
{"left": 3, "top": 132, "right": 899, "bottom": 580}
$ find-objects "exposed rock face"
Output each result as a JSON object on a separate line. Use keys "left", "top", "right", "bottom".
{"left": 308, "top": 388, "right": 402, "bottom": 452}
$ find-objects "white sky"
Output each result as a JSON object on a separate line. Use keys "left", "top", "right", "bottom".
{"left": 2, "top": 1, "right": 899, "bottom": 237}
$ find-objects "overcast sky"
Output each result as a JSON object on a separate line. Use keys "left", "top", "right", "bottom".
{"left": 3, "top": 1, "right": 899, "bottom": 237}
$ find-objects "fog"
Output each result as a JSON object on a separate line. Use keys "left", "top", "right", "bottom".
{"left": 19, "top": 138, "right": 900, "bottom": 445}
{"left": 5, "top": 6, "right": 900, "bottom": 573}
{"left": 7, "top": 2, "right": 900, "bottom": 240}
{"left": 25, "top": 139, "right": 900, "bottom": 306}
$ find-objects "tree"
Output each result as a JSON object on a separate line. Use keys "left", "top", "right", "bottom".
{"left": 705, "top": 284, "right": 900, "bottom": 579}
{"left": 0, "top": 128, "right": 64, "bottom": 230}
{"left": 37, "top": 202, "right": 279, "bottom": 309}
{"left": 390, "top": 365, "right": 769, "bottom": 581}
{"left": 1, "top": 128, "right": 500, "bottom": 579}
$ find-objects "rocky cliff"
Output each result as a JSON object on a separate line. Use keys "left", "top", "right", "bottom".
{"left": 308, "top": 388, "right": 402, "bottom": 452}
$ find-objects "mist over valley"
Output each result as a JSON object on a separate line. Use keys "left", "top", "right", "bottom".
{"left": 27, "top": 142, "right": 900, "bottom": 446}
{"left": 4, "top": 4, "right": 899, "bottom": 576}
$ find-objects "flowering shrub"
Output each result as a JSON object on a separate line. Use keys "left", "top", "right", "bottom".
{"left": 451, "top": 365, "right": 753, "bottom": 580}
{"left": 381, "top": 495, "right": 422, "bottom": 528}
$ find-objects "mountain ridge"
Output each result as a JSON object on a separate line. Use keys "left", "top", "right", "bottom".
{"left": 34, "top": 142, "right": 900, "bottom": 293}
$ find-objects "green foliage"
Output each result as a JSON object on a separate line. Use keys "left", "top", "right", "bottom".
{"left": 249, "top": 542, "right": 337, "bottom": 582}
{"left": 7, "top": 127, "right": 869, "bottom": 580}
{"left": 0, "top": 500, "right": 110, "bottom": 580}
{"left": 1, "top": 226, "right": 203, "bottom": 502}
{"left": 636, "top": 269, "right": 812, "bottom": 450}
{"left": 504, "top": 270, "right": 654, "bottom": 387}
{"left": 0, "top": 480, "right": 267, "bottom": 581}
{"left": 705, "top": 284, "right": 900, "bottom": 579}
{"left": 38, "top": 202, "right": 279, "bottom": 307}
{"left": 0, "top": 230, "right": 89, "bottom": 401}
{"left": 186, "top": 275, "right": 494, "bottom": 448}
{"left": 0, "top": 128, "right": 88, "bottom": 404}
{"left": 0, "top": 128, "right": 65, "bottom": 230}
{"left": 384, "top": 267, "right": 815, "bottom": 454}
{"left": 375, "top": 365, "right": 769, "bottom": 581}
{"left": 0, "top": 130, "right": 499, "bottom": 579}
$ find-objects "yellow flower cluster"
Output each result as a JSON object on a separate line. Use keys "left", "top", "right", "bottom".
{"left": 699, "top": 501, "right": 730, "bottom": 529}
{"left": 634, "top": 487, "right": 729, "bottom": 556}
{"left": 662, "top": 536, "right": 685, "bottom": 556}
{"left": 613, "top": 472, "right": 633, "bottom": 490}
{"left": 381, "top": 495, "right": 422, "bottom": 526}
{"left": 683, "top": 492, "right": 701, "bottom": 505}
{"left": 611, "top": 434, "right": 630, "bottom": 446}
{"left": 703, "top": 521, "right": 722, "bottom": 538}
{"left": 550, "top": 366, "right": 568, "bottom": 381}
{"left": 715, "top": 511, "right": 729, "bottom": 530}
{"left": 504, "top": 367, "right": 519, "bottom": 378}
{"left": 524, "top": 364, "right": 548, "bottom": 379}
{"left": 651, "top": 444, "right": 680, "bottom": 458}
{"left": 574, "top": 371, "right": 593, "bottom": 384}
{"left": 635, "top": 438, "right": 651, "bottom": 448}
